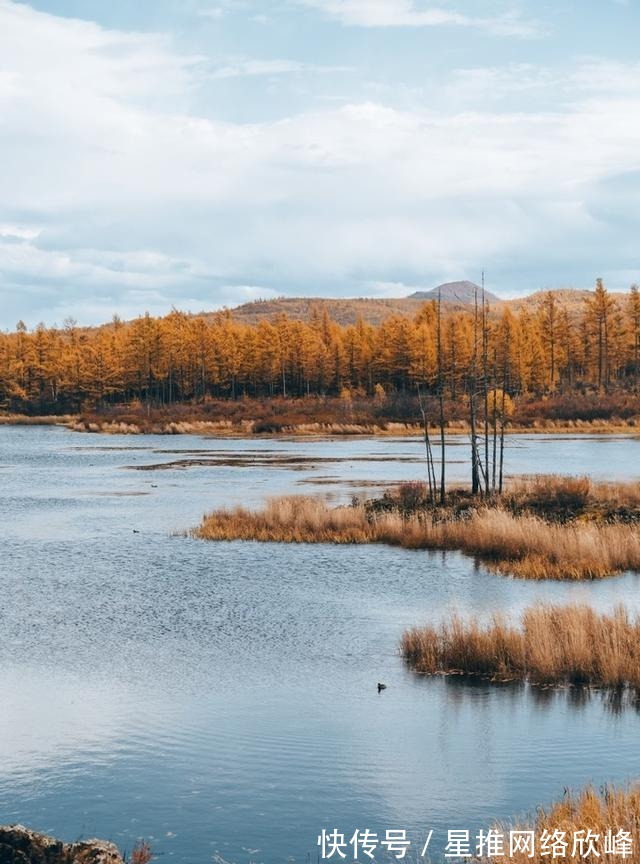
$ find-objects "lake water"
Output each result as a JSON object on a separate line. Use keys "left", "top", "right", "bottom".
{"left": 1, "top": 426, "right": 640, "bottom": 863}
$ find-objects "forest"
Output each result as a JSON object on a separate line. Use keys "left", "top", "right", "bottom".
{"left": 1, "top": 280, "right": 639, "bottom": 415}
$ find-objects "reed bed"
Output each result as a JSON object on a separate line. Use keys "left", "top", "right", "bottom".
{"left": 0, "top": 413, "right": 75, "bottom": 425}
{"left": 193, "top": 482, "right": 640, "bottom": 579}
{"left": 485, "top": 785, "right": 640, "bottom": 863}
{"left": 401, "top": 603, "right": 640, "bottom": 687}
{"left": 504, "top": 475, "right": 640, "bottom": 518}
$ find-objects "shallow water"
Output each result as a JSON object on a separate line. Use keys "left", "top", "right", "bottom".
{"left": 1, "top": 426, "right": 640, "bottom": 862}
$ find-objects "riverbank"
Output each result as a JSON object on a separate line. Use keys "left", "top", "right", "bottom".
{"left": 67, "top": 418, "right": 640, "bottom": 436}
{"left": 402, "top": 603, "right": 640, "bottom": 687}
{"left": 0, "top": 413, "right": 77, "bottom": 426}
{"left": 2, "top": 413, "right": 640, "bottom": 437}
{"left": 192, "top": 477, "right": 640, "bottom": 579}
{"left": 2, "top": 392, "right": 639, "bottom": 435}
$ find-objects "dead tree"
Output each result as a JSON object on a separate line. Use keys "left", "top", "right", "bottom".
{"left": 437, "top": 288, "right": 446, "bottom": 504}
{"left": 417, "top": 382, "right": 436, "bottom": 503}
{"left": 498, "top": 317, "right": 510, "bottom": 494}
{"left": 491, "top": 347, "right": 498, "bottom": 493}
{"left": 481, "top": 272, "right": 490, "bottom": 494}
{"left": 469, "top": 282, "right": 485, "bottom": 495}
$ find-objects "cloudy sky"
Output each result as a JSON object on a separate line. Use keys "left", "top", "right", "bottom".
{"left": 1, "top": 0, "right": 640, "bottom": 327}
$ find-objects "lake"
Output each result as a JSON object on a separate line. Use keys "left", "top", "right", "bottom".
{"left": 1, "top": 426, "right": 640, "bottom": 862}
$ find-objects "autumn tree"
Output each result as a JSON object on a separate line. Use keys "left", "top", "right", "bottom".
{"left": 586, "top": 278, "right": 615, "bottom": 390}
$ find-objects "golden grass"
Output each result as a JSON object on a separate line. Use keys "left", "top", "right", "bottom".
{"left": 69, "top": 419, "right": 418, "bottom": 436}
{"left": 67, "top": 418, "right": 640, "bottom": 436}
{"left": 131, "top": 840, "right": 153, "bottom": 864}
{"left": 505, "top": 475, "right": 640, "bottom": 513}
{"left": 193, "top": 485, "right": 640, "bottom": 580}
{"left": 6, "top": 410, "right": 633, "bottom": 437}
{"left": 401, "top": 603, "right": 640, "bottom": 687}
{"left": 486, "top": 785, "right": 640, "bottom": 863}
{"left": 0, "top": 413, "right": 75, "bottom": 425}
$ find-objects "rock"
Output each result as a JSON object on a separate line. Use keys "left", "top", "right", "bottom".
{"left": 0, "top": 826, "right": 124, "bottom": 864}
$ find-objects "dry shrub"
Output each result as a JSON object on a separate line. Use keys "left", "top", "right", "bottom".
{"left": 505, "top": 475, "right": 640, "bottom": 522}
{"left": 513, "top": 392, "right": 640, "bottom": 424}
{"left": 401, "top": 603, "right": 640, "bottom": 688}
{"left": 131, "top": 840, "right": 152, "bottom": 864}
{"left": 506, "top": 476, "right": 591, "bottom": 518}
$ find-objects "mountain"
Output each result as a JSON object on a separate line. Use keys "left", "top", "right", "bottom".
{"left": 227, "top": 281, "right": 501, "bottom": 326}
{"left": 408, "top": 280, "right": 499, "bottom": 304}
{"left": 220, "top": 284, "right": 627, "bottom": 327}
{"left": 222, "top": 297, "right": 428, "bottom": 327}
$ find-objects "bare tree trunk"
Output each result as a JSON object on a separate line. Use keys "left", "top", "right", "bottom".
{"left": 437, "top": 288, "right": 446, "bottom": 504}
{"left": 417, "top": 383, "right": 436, "bottom": 503}
{"left": 498, "top": 331, "right": 509, "bottom": 494}
{"left": 492, "top": 350, "right": 497, "bottom": 494}
{"left": 482, "top": 272, "right": 490, "bottom": 494}
{"left": 470, "top": 283, "right": 480, "bottom": 495}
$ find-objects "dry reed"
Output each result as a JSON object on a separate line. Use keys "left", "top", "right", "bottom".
{"left": 485, "top": 785, "right": 640, "bottom": 863}
{"left": 131, "top": 840, "right": 153, "bottom": 864}
{"left": 504, "top": 475, "right": 640, "bottom": 517}
{"left": 401, "top": 603, "right": 640, "bottom": 688}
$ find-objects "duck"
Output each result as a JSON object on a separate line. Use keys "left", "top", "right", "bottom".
{"left": 377, "top": 682, "right": 387, "bottom": 692}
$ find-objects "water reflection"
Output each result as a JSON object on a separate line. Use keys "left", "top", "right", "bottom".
{"left": 407, "top": 670, "right": 640, "bottom": 719}
{"left": 1, "top": 426, "right": 640, "bottom": 863}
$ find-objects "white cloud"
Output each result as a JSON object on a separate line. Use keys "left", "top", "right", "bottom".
{"left": 198, "top": 0, "right": 250, "bottom": 18}
{"left": 223, "top": 284, "right": 281, "bottom": 300}
{"left": 366, "top": 280, "right": 425, "bottom": 295}
{"left": 0, "top": 239, "right": 206, "bottom": 290}
{"left": 1, "top": 1, "right": 640, "bottom": 325}
{"left": 0, "top": 224, "right": 41, "bottom": 240}
{"left": 199, "top": 6, "right": 225, "bottom": 18}
{"left": 297, "top": 0, "right": 540, "bottom": 37}
{"left": 211, "top": 58, "right": 349, "bottom": 78}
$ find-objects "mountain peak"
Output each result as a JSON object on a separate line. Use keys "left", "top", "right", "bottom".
{"left": 409, "top": 280, "right": 499, "bottom": 304}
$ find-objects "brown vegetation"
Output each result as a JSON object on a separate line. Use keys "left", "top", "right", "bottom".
{"left": 131, "top": 841, "right": 153, "bottom": 864}
{"left": 0, "top": 412, "right": 76, "bottom": 426}
{"left": 480, "top": 785, "right": 640, "bottom": 863}
{"left": 501, "top": 475, "right": 640, "bottom": 523}
{"left": 2, "top": 394, "right": 638, "bottom": 435}
{"left": 192, "top": 477, "right": 640, "bottom": 580}
{"left": 401, "top": 604, "right": 640, "bottom": 688}
{"left": 67, "top": 394, "right": 640, "bottom": 436}
{"left": 68, "top": 395, "right": 440, "bottom": 436}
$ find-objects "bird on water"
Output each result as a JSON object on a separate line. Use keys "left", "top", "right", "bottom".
{"left": 377, "top": 683, "right": 387, "bottom": 692}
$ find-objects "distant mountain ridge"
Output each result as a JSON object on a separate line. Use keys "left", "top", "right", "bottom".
{"left": 409, "top": 280, "right": 499, "bottom": 304}
{"left": 219, "top": 282, "right": 626, "bottom": 327}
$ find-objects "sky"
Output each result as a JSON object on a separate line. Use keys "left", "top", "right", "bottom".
{"left": 1, "top": 0, "right": 640, "bottom": 327}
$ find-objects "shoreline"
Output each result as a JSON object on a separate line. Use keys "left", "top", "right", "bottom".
{"left": 1, "top": 413, "right": 639, "bottom": 437}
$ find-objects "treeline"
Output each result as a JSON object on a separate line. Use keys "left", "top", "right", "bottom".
{"left": 1, "top": 279, "right": 639, "bottom": 415}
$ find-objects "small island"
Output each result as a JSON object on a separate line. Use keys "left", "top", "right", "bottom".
{"left": 192, "top": 475, "right": 640, "bottom": 581}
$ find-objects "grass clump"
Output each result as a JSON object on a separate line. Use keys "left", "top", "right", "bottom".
{"left": 193, "top": 476, "right": 640, "bottom": 580}
{"left": 131, "top": 841, "right": 153, "bottom": 864}
{"left": 483, "top": 784, "right": 640, "bottom": 863}
{"left": 401, "top": 603, "right": 640, "bottom": 688}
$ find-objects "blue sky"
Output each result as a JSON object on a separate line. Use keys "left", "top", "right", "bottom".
{"left": 1, "top": 0, "right": 640, "bottom": 326}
